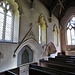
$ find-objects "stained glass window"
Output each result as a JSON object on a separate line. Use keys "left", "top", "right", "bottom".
{"left": 0, "top": 1, "right": 13, "bottom": 42}
{"left": 39, "top": 25, "right": 41, "bottom": 44}
{"left": 53, "top": 25, "right": 58, "bottom": 46}
{"left": 5, "top": 11, "right": 12, "bottom": 41}
{"left": 0, "top": 7, "right": 4, "bottom": 40}
{"left": 39, "top": 15, "right": 47, "bottom": 44}
{"left": 67, "top": 17, "right": 75, "bottom": 45}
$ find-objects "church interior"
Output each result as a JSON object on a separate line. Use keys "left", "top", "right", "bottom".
{"left": 0, "top": 0, "right": 75, "bottom": 75}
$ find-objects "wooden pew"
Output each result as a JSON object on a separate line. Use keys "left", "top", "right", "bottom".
{"left": 48, "top": 58, "right": 75, "bottom": 64}
{"left": 5, "top": 71, "right": 17, "bottom": 75}
{"left": 9, "top": 67, "right": 19, "bottom": 75}
{"left": 29, "top": 64, "right": 75, "bottom": 75}
{"left": 48, "top": 55, "right": 75, "bottom": 64}
{"left": 39, "top": 58, "right": 75, "bottom": 73}
{"left": 0, "top": 71, "right": 17, "bottom": 75}
{"left": 0, "top": 67, "right": 19, "bottom": 75}
{"left": 55, "top": 55, "right": 75, "bottom": 59}
{"left": 55, "top": 55, "right": 75, "bottom": 64}
{"left": 0, "top": 71, "right": 5, "bottom": 75}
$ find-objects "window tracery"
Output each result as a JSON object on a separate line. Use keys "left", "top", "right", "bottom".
{"left": 67, "top": 17, "right": 75, "bottom": 45}
{"left": 0, "top": 0, "right": 19, "bottom": 43}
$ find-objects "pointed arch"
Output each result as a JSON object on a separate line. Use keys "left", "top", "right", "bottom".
{"left": 60, "top": 7, "right": 75, "bottom": 51}
{"left": 16, "top": 38, "right": 42, "bottom": 65}
{"left": 46, "top": 42, "right": 57, "bottom": 56}
{"left": 17, "top": 45, "right": 33, "bottom": 65}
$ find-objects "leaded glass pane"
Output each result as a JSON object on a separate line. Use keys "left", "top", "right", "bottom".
{"left": 67, "top": 17, "right": 75, "bottom": 45}
{"left": 67, "top": 29, "right": 71, "bottom": 45}
{"left": 69, "top": 24, "right": 72, "bottom": 29}
{"left": 0, "top": 7, "right": 4, "bottom": 13}
{"left": 5, "top": 11, "right": 12, "bottom": 41}
{"left": 67, "top": 23, "right": 70, "bottom": 28}
{"left": 72, "top": 36, "right": 75, "bottom": 45}
{"left": 72, "top": 17, "right": 75, "bottom": 21}
{"left": 71, "top": 29, "right": 75, "bottom": 45}
{"left": 54, "top": 26, "right": 58, "bottom": 45}
{"left": 39, "top": 25, "right": 41, "bottom": 43}
{"left": 3, "top": 2, "right": 5, "bottom": 8}
{"left": 0, "top": 3, "right": 1, "bottom": 5}
{"left": 7, "top": 11, "right": 12, "bottom": 16}
{"left": 0, "top": 7, "right": 4, "bottom": 40}
{"left": 0, "top": 1, "right": 14, "bottom": 42}
{"left": 6, "top": 5, "right": 9, "bottom": 10}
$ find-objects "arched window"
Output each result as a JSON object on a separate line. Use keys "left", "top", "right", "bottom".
{"left": 53, "top": 25, "right": 58, "bottom": 46}
{"left": 67, "top": 17, "right": 75, "bottom": 45}
{"left": 0, "top": 0, "right": 19, "bottom": 43}
{"left": 39, "top": 14, "right": 47, "bottom": 44}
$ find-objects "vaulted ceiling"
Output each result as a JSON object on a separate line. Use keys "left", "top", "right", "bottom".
{"left": 39, "top": 0, "right": 75, "bottom": 22}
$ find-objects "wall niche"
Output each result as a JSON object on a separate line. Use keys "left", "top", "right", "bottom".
{"left": 17, "top": 45, "right": 33, "bottom": 65}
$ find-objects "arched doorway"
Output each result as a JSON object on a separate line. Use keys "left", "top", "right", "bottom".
{"left": 17, "top": 45, "right": 33, "bottom": 66}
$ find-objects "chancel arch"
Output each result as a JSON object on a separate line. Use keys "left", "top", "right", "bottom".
{"left": 60, "top": 7, "right": 75, "bottom": 51}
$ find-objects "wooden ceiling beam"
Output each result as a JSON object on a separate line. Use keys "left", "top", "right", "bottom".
{"left": 39, "top": 0, "right": 75, "bottom": 22}
{"left": 43, "top": 0, "right": 47, "bottom": 5}
{"left": 59, "top": 0, "right": 75, "bottom": 21}
{"left": 49, "top": 0, "right": 58, "bottom": 17}
{"left": 58, "top": 0, "right": 64, "bottom": 9}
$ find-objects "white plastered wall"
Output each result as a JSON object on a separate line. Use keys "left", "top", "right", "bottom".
{"left": 0, "top": 0, "right": 61, "bottom": 72}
